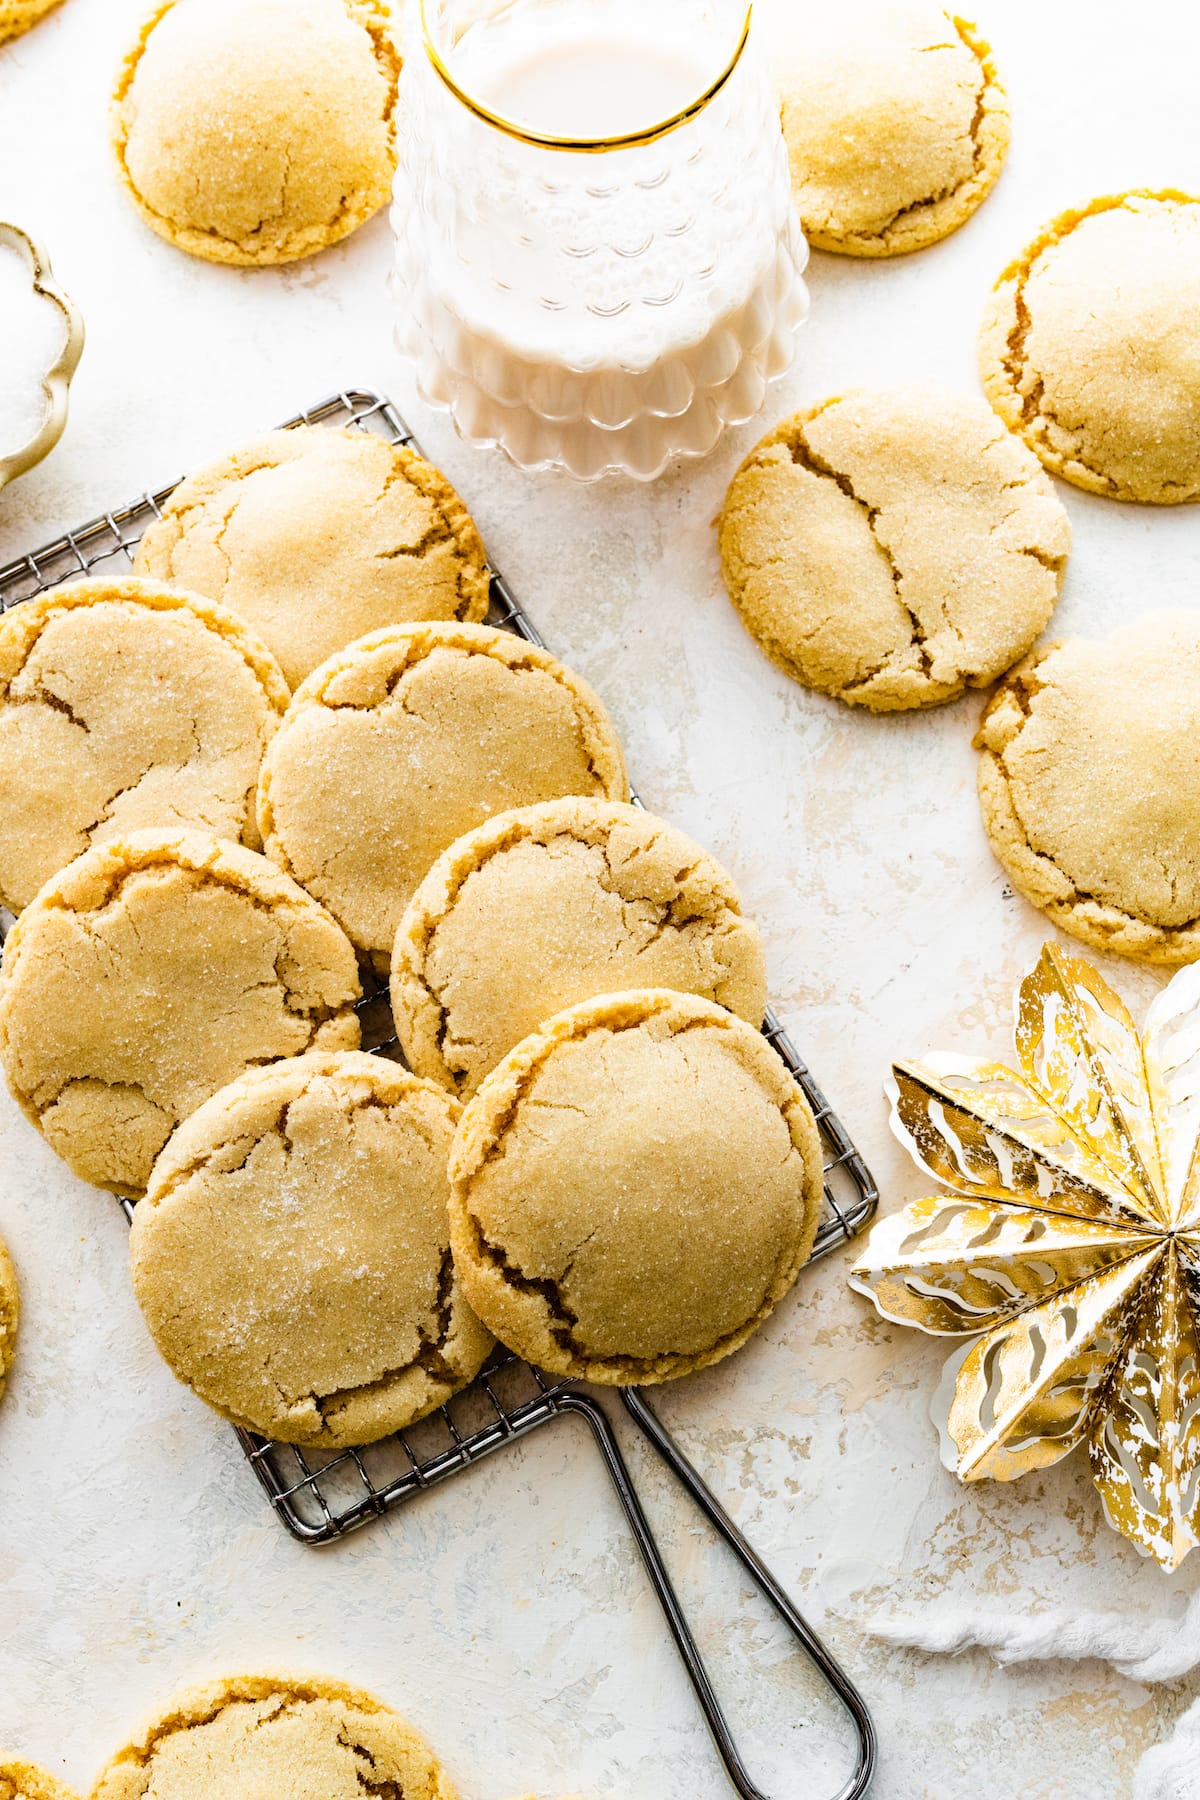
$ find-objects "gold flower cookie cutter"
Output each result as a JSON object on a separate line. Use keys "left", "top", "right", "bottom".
{"left": 0, "top": 222, "right": 84, "bottom": 491}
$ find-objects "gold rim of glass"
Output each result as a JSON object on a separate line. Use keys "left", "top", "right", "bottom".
{"left": 418, "top": 0, "right": 754, "bottom": 153}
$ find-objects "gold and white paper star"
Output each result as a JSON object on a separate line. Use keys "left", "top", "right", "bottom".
{"left": 850, "top": 943, "right": 1200, "bottom": 1570}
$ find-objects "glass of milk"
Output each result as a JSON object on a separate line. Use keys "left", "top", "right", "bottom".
{"left": 391, "top": 0, "right": 809, "bottom": 480}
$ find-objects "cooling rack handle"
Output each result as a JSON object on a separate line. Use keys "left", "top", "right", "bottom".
{"left": 555, "top": 1391, "right": 876, "bottom": 1800}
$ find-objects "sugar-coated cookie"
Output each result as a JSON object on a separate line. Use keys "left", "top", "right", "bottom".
{"left": 979, "top": 191, "right": 1200, "bottom": 503}
{"left": 0, "top": 0, "right": 66, "bottom": 45}
{"left": 0, "top": 1238, "right": 18, "bottom": 1407}
{"left": 772, "top": 1, "right": 1009, "bottom": 256}
{"left": 977, "top": 613, "right": 1200, "bottom": 962}
{"left": 258, "top": 623, "right": 629, "bottom": 970}
{"left": 111, "top": 0, "right": 399, "bottom": 265}
{"left": 132, "top": 1052, "right": 493, "bottom": 1448}
{"left": 0, "top": 831, "right": 360, "bottom": 1194}
{"left": 134, "top": 429, "right": 490, "bottom": 690}
{"left": 0, "top": 1760, "right": 80, "bottom": 1800}
{"left": 0, "top": 578, "right": 289, "bottom": 913}
{"left": 449, "top": 990, "right": 823, "bottom": 1384}
{"left": 392, "top": 798, "right": 767, "bottom": 1097}
{"left": 88, "top": 1673, "right": 456, "bottom": 1800}
{"left": 719, "top": 385, "right": 1070, "bottom": 711}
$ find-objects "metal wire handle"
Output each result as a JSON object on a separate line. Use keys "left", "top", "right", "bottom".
{"left": 551, "top": 1390, "right": 876, "bottom": 1800}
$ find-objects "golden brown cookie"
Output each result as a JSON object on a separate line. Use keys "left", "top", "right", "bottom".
{"left": 0, "top": 1761, "right": 79, "bottom": 1800}
{"left": 111, "top": 0, "right": 399, "bottom": 266}
{"left": 719, "top": 385, "right": 1071, "bottom": 711}
{"left": 259, "top": 623, "right": 629, "bottom": 970}
{"left": 980, "top": 191, "right": 1200, "bottom": 503}
{"left": 773, "top": 2, "right": 1009, "bottom": 256}
{"left": 134, "top": 428, "right": 490, "bottom": 691}
{"left": 0, "top": 830, "right": 361, "bottom": 1195}
{"left": 0, "top": 0, "right": 66, "bottom": 45}
{"left": 0, "top": 1237, "right": 18, "bottom": 1406}
{"left": 976, "top": 613, "right": 1200, "bottom": 963}
{"left": 0, "top": 578, "right": 290, "bottom": 915}
{"left": 449, "top": 990, "right": 824, "bottom": 1384}
{"left": 88, "top": 1672, "right": 456, "bottom": 1800}
{"left": 392, "top": 798, "right": 768, "bottom": 1098}
{"left": 132, "top": 1051, "right": 493, "bottom": 1447}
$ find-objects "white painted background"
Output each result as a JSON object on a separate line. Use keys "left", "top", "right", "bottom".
{"left": 1, "top": 1, "right": 1199, "bottom": 1795}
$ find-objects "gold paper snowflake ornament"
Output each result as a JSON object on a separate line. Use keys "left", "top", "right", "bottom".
{"left": 849, "top": 943, "right": 1200, "bottom": 1570}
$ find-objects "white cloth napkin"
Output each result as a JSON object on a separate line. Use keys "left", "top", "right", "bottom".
{"left": 868, "top": 1596, "right": 1200, "bottom": 1796}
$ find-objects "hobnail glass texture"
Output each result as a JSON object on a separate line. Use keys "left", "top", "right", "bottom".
{"left": 390, "top": 0, "right": 809, "bottom": 480}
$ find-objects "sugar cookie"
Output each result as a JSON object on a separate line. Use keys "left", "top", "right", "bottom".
{"left": 977, "top": 613, "right": 1200, "bottom": 962}
{"left": 719, "top": 385, "right": 1070, "bottom": 710}
{"left": 449, "top": 990, "right": 823, "bottom": 1384}
{"left": 88, "top": 1673, "right": 456, "bottom": 1800}
{"left": 132, "top": 1052, "right": 492, "bottom": 1447}
{"left": 979, "top": 191, "right": 1200, "bottom": 503}
{"left": 134, "top": 428, "right": 490, "bottom": 690}
{"left": 0, "top": 1238, "right": 18, "bottom": 1407}
{"left": 0, "top": 578, "right": 289, "bottom": 913}
{"left": 774, "top": 2, "right": 1009, "bottom": 256}
{"left": 0, "top": 831, "right": 360, "bottom": 1194}
{"left": 392, "top": 798, "right": 767, "bottom": 1097}
{"left": 259, "top": 623, "right": 628, "bottom": 969}
{"left": 0, "top": 1761, "right": 79, "bottom": 1800}
{"left": 112, "top": 0, "right": 399, "bottom": 265}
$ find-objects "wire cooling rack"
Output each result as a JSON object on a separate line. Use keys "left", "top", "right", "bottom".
{"left": 0, "top": 390, "right": 878, "bottom": 1800}
{"left": 0, "top": 386, "right": 876, "bottom": 1536}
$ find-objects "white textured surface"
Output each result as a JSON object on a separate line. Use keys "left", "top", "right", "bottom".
{"left": 1, "top": 1, "right": 1200, "bottom": 1795}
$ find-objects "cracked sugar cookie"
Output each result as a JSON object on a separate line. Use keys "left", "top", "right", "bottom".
{"left": 977, "top": 613, "right": 1200, "bottom": 963}
{"left": 392, "top": 798, "right": 768, "bottom": 1098}
{"left": 719, "top": 385, "right": 1070, "bottom": 711}
{"left": 134, "top": 428, "right": 490, "bottom": 691}
{"left": 0, "top": 578, "right": 290, "bottom": 915}
{"left": 0, "top": 1762, "right": 79, "bottom": 1800}
{"left": 0, "top": 1236, "right": 18, "bottom": 1407}
{"left": 773, "top": 2, "right": 1009, "bottom": 256}
{"left": 449, "top": 990, "right": 823, "bottom": 1384}
{"left": 89, "top": 1673, "right": 456, "bottom": 1800}
{"left": 111, "top": 0, "right": 399, "bottom": 266}
{"left": 0, "top": 831, "right": 360, "bottom": 1195}
{"left": 259, "top": 623, "right": 629, "bottom": 970}
{"left": 132, "top": 1052, "right": 492, "bottom": 1447}
{"left": 980, "top": 191, "right": 1200, "bottom": 503}
{"left": 0, "top": 0, "right": 66, "bottom": 45}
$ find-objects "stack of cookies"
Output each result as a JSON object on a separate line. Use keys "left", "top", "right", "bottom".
{"left": 0, "top": 422, "right": 825, "bottom": 1449}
